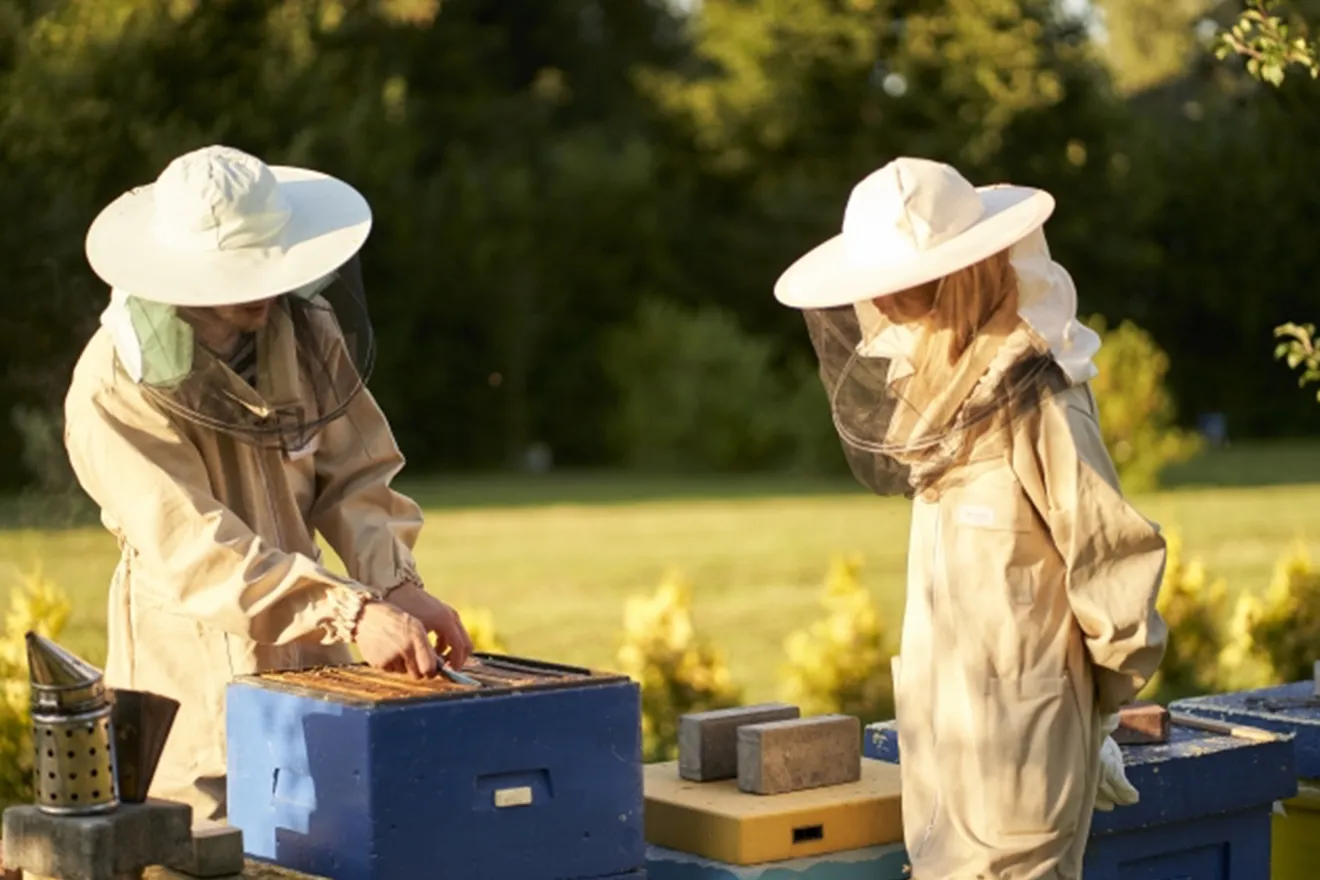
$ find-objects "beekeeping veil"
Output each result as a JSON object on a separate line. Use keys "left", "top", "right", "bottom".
{"left": 84, "top": 145, "right": 376, "bottom": 452}
{"left": 775, "top": 158, "right": 1100, "bottom": 497}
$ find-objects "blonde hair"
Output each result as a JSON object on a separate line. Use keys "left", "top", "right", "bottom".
{"left": 879, "top": 248, "right": 1019, "bottom": 365}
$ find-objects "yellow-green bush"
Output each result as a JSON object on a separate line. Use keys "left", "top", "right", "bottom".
{"left": 1219, "top": 542, "right": 1320, "bottom": 689}
{"left": 1139, "top": 529, "right": 1230, "bottom": 703}
{"left": 779, "top": 556, "right": 894, "bottom": 725}
{"left": 457, "top": 606, "right": 507, "bottom": 654}
{"left": 616, "top": 572, "right": 742, "bottom": 762}
{"left": 0, "top": 566, "right": 72, "bottom": 807}
{"left": 1086, "top": 316, "right": 1203, "bottom": 494}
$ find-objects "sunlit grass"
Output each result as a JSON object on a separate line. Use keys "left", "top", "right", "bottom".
{"left": 2, "top": 443, "right": 1318, "bottom": 700}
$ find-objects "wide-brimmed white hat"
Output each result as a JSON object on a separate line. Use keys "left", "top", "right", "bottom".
{"left": 85, "top": 145, "right": 372, "bottom": 308}
{"left": 774, "top": 157, "right": 1054, "bottom": 310}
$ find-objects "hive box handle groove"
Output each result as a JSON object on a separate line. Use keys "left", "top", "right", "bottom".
{"left": 473, "top": 768, "right": 552, "bottom": 812}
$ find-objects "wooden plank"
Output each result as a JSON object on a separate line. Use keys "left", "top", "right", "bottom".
{"left": 144, "top": 859, "right": 329, "bottom": 879}
{"left": 644, "top": 759, "right": 902, "bottom": 865}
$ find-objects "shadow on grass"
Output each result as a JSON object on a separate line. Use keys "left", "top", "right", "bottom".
{"left": 1160, "top": 441, "right": 1320, "bottom": 489}
{"left": 398, "top": 469, "right": 867, "bottom": 511}
{"left": 3, "top": 441, "right": 1318, "bottom": 527}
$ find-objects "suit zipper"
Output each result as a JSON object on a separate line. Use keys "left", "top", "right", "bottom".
{"left": 254, "top": 448, "right": 294, "bottom": 665}
{"left": 912, "top": 508, "right": 943, "bottom": 860}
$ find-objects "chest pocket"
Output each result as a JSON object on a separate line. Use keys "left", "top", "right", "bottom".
{"left": 944, "top": 477, "right": 1046, "bottom": 606}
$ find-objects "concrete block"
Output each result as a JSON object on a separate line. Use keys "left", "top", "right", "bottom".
{"left": 165, "top": 822, "right": 244, "bottom": 878}
{"left": 1, "top": 838, "right": 19, "bottom": 880}
{"left": 736, "top": 716, "right": 861, "bottom": 796}
{"left": 1113, "top": 701, "right": 1170, "bottom": 745}
{"left": 2, "top": 800, "right": 191, "bottom": 880}
{"left": 679, "top": 704, "right": 801, "bottom": 782}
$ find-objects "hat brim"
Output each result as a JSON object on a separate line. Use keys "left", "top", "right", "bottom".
{"left": 773, "top": 185, "right": 1055, "bottom": 310}
{"left": 85, "top": 166, "right": 373, "bottom": 307}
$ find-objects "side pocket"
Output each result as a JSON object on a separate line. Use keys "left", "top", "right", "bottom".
{"left": 980, "top": 675, "right": 1086, "bottom": 838}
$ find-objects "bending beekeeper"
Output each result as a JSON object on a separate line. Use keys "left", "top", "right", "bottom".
{"left": 774, "top": 157, "right": 1168, "bottom": 879}
{"left": 63, "top": 144, "right": 474, "bottom": 823}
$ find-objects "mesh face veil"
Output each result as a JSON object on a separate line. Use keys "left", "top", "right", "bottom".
{"left": 104, "top": 254, "right": 374, "bottom": 452}
{"left": 802, "top": 249, "right": 1070, "bottom": 498}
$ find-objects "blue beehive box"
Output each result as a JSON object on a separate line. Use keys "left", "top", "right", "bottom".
{"left": 645, "top": 843, "right": 908, "bottom": 880}
{"left": 226, "top": 654, "right": 645, "bottom": 880}
{"left": 1173, "top": 682, "right": 1320, "bottom": 880}
{"left": 1171, "top": 683, "right": 1320, "bottom": 776}
{"left": 865, "top": 716, "right": 1296, "bottom": 879}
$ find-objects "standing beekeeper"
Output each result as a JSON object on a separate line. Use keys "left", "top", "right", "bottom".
{"left": 63, "top": 144, "right": 474, "bottom": 823}
{"left": 774, "top": 157, "right": 1168, "bottom": 879}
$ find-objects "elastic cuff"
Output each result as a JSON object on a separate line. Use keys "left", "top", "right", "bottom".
{"left": 380, "top": 569, "right": 424, "bottom": 600}
{"left": 321, "top": 586, "right": 374, "bottom": 645}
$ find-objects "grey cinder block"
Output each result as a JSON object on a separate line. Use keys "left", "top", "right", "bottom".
{"left": 678, "top": 703, "right": 801, "bottom": 782}
{"left": 3, "top": 799, "right": 191, "bottom": 880}
{"left": 166, "top": 821, "right": 245, "bottom": 878}
{"left": 736, "top": 714, "right": 862, "bottom": 795}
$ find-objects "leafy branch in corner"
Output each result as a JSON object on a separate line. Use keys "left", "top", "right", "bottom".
{"left": 1275, "top": 323, "right": 1320, "bottom": 402}
{"left": 1215, "top": 0, "right": 1319, "bottom": 85}
{"left": 1217, "top": 3, "right": 1318, "bottom": 403}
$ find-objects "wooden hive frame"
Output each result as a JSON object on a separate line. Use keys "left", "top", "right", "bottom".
{"left": 236, "top": 653, "right": 631, "bottom": 707}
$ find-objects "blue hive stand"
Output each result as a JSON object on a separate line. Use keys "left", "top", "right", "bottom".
{"left": 865, "top": 715, "right": 1297, "bottom": 880}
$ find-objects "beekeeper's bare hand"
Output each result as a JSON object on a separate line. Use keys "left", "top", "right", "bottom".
{"left": 353, "top": 600, "right": 438, "bottom": 679}
{"left": 386, "top": 584, "right": 474, "bottom": 672}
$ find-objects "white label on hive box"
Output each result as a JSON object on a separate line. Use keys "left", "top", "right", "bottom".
{"left": 494, "top": 785, "right": 534, "bottom": 808}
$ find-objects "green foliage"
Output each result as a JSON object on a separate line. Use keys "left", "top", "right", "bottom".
{"left": 1139, "top": 530, "right": 1229, "bottom": 702}
{"left": 7, "top": 405, "right": 93, "bottom": 527}
{"left": 1092, "top": 0, "right": 1219, "bottom": 95}
{"left": 1221, "top": 543, "right": 1320, "bottom": 688}
{"left": 1086, "top": 316, "right": 1203, "bottom": 494}
{"left": 1275, "top": 322, "right": 1320, "bottom": 402}
{"left": 779, "top": 557, "right": 894, "bottom": 726}
{"left": 603, "top": 299, "right": 796, "bottom": 472}
{"left": 4, "top": 0, "right": 1320, "bottom": 482}
{"left": 777, "top": 359, "right": 850, "bottom": 476}
{"left": 1215, "top": 0, "right": 1319, "bottom": 85}
{"left": 616, "top": 573, "right": 743, "bottom": 762}
{"left": 1213, "top": 3, "right": 1319, "bottom": 411}
{"left": 0, "top": 566, "right": 72, "bottom": 808}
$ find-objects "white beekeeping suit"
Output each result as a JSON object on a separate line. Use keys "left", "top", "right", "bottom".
{"left": 774, "top": 157, "right": 1166, "bottom": 879}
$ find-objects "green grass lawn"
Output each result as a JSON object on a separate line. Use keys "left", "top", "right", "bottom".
{"left": 2, "top": 441, "right": 1319, "bottom": 702}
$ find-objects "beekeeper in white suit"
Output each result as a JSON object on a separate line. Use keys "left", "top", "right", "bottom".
{"left": 63, "top": 144, "right": 473, "bottom": 822}
{"left": 774, "top": 157, "right": 1168, "bottom": 879}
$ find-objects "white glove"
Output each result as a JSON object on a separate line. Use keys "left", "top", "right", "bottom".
{"left": 1095, "top": 714, "right": 1139, "bottom": 812}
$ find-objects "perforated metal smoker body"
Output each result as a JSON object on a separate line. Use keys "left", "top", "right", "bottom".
{"left": 26, "top": 633, "right": 121, "bottom": 816}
